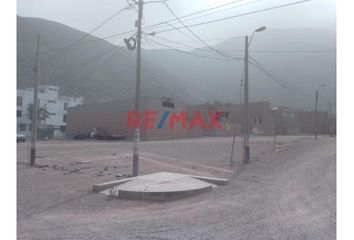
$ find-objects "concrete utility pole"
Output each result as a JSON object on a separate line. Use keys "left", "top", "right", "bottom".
{"left": 328, "top": 101, "right": 332, "bottom": 137}
{"left": 230, "top": 125, "right": 237, "bottom": 164}
{"left": 30, "top": 34, "right": 40, "bottom": 167}
{"left": 271, "top": 107, "right": 279, "bottom": 151}
{"left": 315, "top": 90, "right": 318, "bottom": 140}
{"left": 132, "top": 0, "right": 144, "bottom": 177}
{"left": 243, "top": 36, "right": 250, "bottom": 163}
{"left": 242, "top": 26, "right": 266, "bottom": 164}
{"left": 315, "top": 84, "right": 326, "bottom": 140}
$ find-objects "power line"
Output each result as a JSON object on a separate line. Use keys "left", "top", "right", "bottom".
{"left": 41, "top": 0, "right": 311, "bottom": 52}
{"left": 148, "top": 36, "right": 314, "bottom": 99}
{"left": 220, "top": 49, "right": 336, "bottom": 53}
{"left": 162, "top": 1, "right": 239, "bottom": 60}
{"left": 158, "top": 22, "right": 196, "bottom": 42}
{"left": 84, "top": 43, "right": 126, "bottom": 79}
{"left": 56, "top": 45, "right": 126, "bottom": 89}
{"left": 67, "top": 0, "right": 255, "bottom": 48}
{"left": 249, "top": 58, "right": 305, "bottom": 96}
{"left": 47, "top": 43, "right": 124, "bottom": 84}
{"left": 144, "top": 0, "right": 249, "bottom": 30}
{"left": 146, "top": 37, "right": 328, "bottom": 104}
{"left": 145, "top": 0, "right": 261, "bottom": 33}
{"left": 152, "top": 36, "right": 336, "bottom": 54}
{"left": 250, "top": 59, "right": 311, "bottom": 97}
{"left": 175, "top": 35, "right": 245, "bottom": 43}
{"left": 42, "top": 5, "right": 132, "bottom": 64}
{"left": 249, "top": 56, "right": 312, "bottom": 98}
{"left": 178, "top": 0, "right": 262, "bottom": 24}
{"left": 155, "top": 0, "right": 311, "bottom": 35}
{"left": 147, "top": 38, "right": 233, "bottom": 61}
{"left": 150, "top": 35, "right": 243, "bottom": 58}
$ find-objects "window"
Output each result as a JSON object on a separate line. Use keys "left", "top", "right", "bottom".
{"left": 259, "top": 118, "right": 263, "bottom": 124}
{"left": 63, "top": 114, "right": 67, "bottom": 123}
{"left": 64, "top": 102, "right": 68, "bottom": 110}
{"left": 48, "top": 100, "right": 56, "bottom": 104}
{"left": 17, "top": 96, "right": 23, "bottom": 106}
{"left": 253, "top": 118, "right": 257, "bottom": 124}
{"left": 216, "top": 112, "right": 229, "bottom": 121}
{"left": 49, "top": 113, "right": 56, "bottom": 116}
{"left": 39, "top": 88, "right": 45, "bottom": 93}
{"left": 220, "top": 112, "right": 229, "bottom": 118}
{"left": 17, "top": 110, "right": 22, "bottom": 118}
{"left": 162, "top": 100, "right": 175, "bottom": 108}
{"left": 19, "top": 124, "right": 26, "bottom": 131}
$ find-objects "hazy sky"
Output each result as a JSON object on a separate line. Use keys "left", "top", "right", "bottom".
{"left": 17, "top": 0, "right": 336, "bottom": 47}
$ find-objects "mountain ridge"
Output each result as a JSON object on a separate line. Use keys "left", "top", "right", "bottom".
{"left": 17, "top": 16, "right": 336, "bottom": 111}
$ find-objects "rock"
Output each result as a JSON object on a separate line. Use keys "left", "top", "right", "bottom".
{"left": 37, "top": 164, "right": 49, "bottom": 168}
{"left": 76, "top": 161, "right": 93, "bottom": 164}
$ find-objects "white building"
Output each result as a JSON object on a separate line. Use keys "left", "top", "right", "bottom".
{"left": 17, "top": 85, "right": 83, "bottom": 137}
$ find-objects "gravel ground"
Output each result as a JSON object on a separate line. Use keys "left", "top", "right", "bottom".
{"left": 17, "top": 135, "right": 336, "bottom": 240}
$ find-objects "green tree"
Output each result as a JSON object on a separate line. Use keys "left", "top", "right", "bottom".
{"left": 26, "top": 104, "right": 51, "bottom": 127}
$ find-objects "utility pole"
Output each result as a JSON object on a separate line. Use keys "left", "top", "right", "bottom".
{"left": 328, "top": 101, "right": 332, "bottom": 137}
{"left": 314, "top": 90, "right": 318, "bottom": 140}
{"left": 314, "top": 84, "right": 325, "bottom": 140}
{"left": 132, "top": 0, "right": 144, "bottom": 177}
{"left": 271, "top": 107, "right": 279, "bottom": 151}
{"left": 230, "top": 124, "right": 237, "bottom": 164}
{"left": 243, "top": 35, "right": 250, "bottom": 163}
{"left": 238, "top": 27, "right": 266, "bottom": 163}
{"left": 30, "top": 34, "right": 40, "bottom": 167}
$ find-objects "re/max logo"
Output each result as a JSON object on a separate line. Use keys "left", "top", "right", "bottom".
{"left": 127, "top": 111, "right": 223, "bottom": 129}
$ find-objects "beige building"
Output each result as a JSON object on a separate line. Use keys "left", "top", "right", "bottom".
{"left": 192, "top": 101, "right": 275, "bottom": 136}
{"left": 67, "top": 97, "right": 277, "bottom": 140}
{"left": 66, "top": 97, "right": 191, "bottom": 140}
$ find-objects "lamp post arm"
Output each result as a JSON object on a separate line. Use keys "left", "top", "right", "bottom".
{"left": 248, "top": 31, "right": 256, "bottom": 47}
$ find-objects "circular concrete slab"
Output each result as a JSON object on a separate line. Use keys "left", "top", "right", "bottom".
{"left": 113, "top": 172, "right": 215, "bottom": 200}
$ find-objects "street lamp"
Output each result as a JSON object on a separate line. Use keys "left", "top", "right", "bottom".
{"left": 243, "top": 26, "right": 266, "bottom": 164}
{"left": 248, "top": 26, "right": 267, "bottom": 46}
{"left": 315, "top": 84, "right": 326, "bottom": 140}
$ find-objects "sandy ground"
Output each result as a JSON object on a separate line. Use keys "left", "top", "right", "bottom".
{"left": 17, "top": 135, "right": 335, "bottom": 239}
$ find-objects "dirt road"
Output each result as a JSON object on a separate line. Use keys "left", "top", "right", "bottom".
{"left": 17, "top": 136, "right": 335, "bottom": 240}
